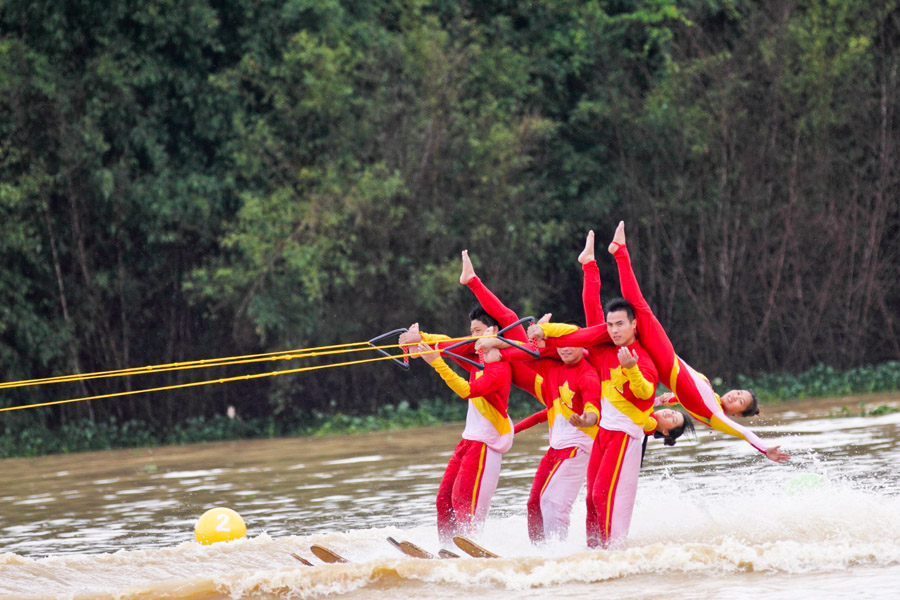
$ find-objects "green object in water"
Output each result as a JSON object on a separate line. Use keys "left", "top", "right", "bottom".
{"left": 785, "top": 472, "right": 824, "bottom": 495}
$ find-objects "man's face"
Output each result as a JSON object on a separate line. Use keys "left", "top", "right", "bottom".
{"left": 470, "top": 319, "right": 496, "bottom": 338}
{"left": 606, "top": 310, "right": 637, "bottom": 347}
{"left": 556, "top": 346, "right": 583, "bottom": 365}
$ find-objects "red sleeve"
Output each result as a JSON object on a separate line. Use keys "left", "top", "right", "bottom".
{"left": 537, "top": 344, "right": 561, "bottom": 359}
{"left": 467, "top": 276, "right": 527, "bottom": 343}
{"left": 498, "top": 340, "right": 561, "bottom": 364}
{"left": 510, "top": 363, "right": 543, "bottom": 400}
{"left": 466, "top": 361, "right": 509, "bottom": 397}
{"left": 577, "top": 363, "right": 603, "bottom": 412}
{"left": 613, "top": 244, "right": 676, "bottom": 367}
{"left": 514, "top": 409, "right": 549, "bottom": 433}
{"left": 582, "top": 260, "right": 605, "bottom": 327}
{"left": 517, "top": 356, "right": 559, "bottom": 378}
{"left": 544, "top": 324, "right": 612, "bottom": 348}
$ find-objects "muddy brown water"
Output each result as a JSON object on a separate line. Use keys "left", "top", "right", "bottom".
{"left": 2, "top": 393, "right": 899, "bottom": 599}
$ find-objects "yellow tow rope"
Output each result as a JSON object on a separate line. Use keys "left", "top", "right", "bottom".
{"left": 0, "top": 336, "right": 484, "bottom": 413}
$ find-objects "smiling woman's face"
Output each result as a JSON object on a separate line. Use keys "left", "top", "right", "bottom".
{"left": 721, "top": 390, "right": 752, "bottom": 415}
{"left": 654, "top": 408, "right": 684, "bottom": 435}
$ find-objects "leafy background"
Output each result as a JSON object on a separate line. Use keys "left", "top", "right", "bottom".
{"left": 1, "top": 1, "right": 898, "bottom": 449}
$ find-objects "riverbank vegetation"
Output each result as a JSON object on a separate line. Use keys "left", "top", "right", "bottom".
{"left": 1, "top": 2, "right": 898, "bottom": 454}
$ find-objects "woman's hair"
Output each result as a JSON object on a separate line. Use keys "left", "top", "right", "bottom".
{"left": 653, "top": 411, "right": 695, "bottom": 446}
{"left": 739, "top": 389, "right": 760, "bottom": 417}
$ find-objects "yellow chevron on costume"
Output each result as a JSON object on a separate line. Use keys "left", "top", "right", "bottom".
{"left": 603, "top": 371, "right": 655, "bottom": 431}
{"left": 533, "top": 374, "right": 544, "bottom": 404}
{"left": 470, "top": 395, "right": 513, "bottom": 435}
{"left": 540, "top": 447, "right": 577, "bottom": 497}
{"left": 470, "top": 443, "right": 487, "bottom": 514}
{"left": 709, "top": 414, "right": 749, "bottom": 441}
{"left": 668, "top": 358, "right": 681, "bottom": 398}
{"left": 547, "top": 382, "right": 598, "bottom": 436}
{"left": 605, "top": 435, "right": 629, "bottom": 533}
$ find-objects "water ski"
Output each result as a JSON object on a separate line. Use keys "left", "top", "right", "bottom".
{"left": 289, "top": 552, "right": 313, "bottom": 566}
{"left": 438, "top": 549, "right": 460, "bottom": 559}
{"left": 452, "top": 536, "right": 499, "bottom": 558}
{"left": 310, "top": 544, "right": 349, "bottom": 563}
{"left": 387, "top": 536, "right": 437, "bottom": 559}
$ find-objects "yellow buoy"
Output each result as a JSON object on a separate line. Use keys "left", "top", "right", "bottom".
{"left": 194, "top": 507, "right": 247, "bottom": 544}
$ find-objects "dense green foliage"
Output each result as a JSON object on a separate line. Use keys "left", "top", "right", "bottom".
{"left": 736, "top": 361, "right": 900, "bottom": 401}
{"left": 1, "top": 1, "right": 898, "bottom": 450}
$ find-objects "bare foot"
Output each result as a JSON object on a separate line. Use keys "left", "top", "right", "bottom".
{"left": 608, "top": 221, "right": 626, "bottom": 254}
{"left": 578, "top": 231, "right": 595, "bottom": 264}
{"left": 460, "top": 250, "right": 476, "bottom": 284}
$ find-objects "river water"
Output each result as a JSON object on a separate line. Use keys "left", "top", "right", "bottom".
{"left": 2, "top": 394, "right": 900, "bottom": 599}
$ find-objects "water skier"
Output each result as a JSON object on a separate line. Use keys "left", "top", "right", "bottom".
{"left": 605, "top": 222, "right": 789, "bottom": 463}
{"left": 457, "top": 251, "right": 603, "bottom": 544}
{"left": 402, "top": 309, "right": 514, "bottom": 544}
{"left": 399, "top": 260, "right": 516, "bottom": 544}
{"left": 529, "top": 246, "right": 692, "bottom": 548}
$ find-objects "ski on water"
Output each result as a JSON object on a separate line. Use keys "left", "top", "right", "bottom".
{"left": 289, "top": 552, "right": 313, "bottom": 566}
{"left": 387, "top": 536, "right": 438, "bottom": 559}
{"left": 452, "top": 536, "right": 499, "bottom": 558}
{"left": 310, "top": 544, "right": 349, "bottom": 563}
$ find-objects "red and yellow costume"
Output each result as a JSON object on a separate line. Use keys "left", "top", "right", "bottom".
{"left": 464, "top": 276, "right": 602, "bottom": 543}
{"left": 515, "top": 355, "right": 601, "bottom": 542}
{"left": 611, "top": 243, "right": 773, "bottom": 455}
{"left": 540, "top": 263, "right": 659, "bottom": 549}
{"left": 442, "top": 276, "right": 544, "bottom": 397}
{"left": 418, "top": 330, "right": 513, "bottom": 544}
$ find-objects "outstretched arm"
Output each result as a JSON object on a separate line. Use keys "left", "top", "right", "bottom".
{"left": 418, "top": 344, "right": 505, "bottom": 399}
{"left": 462, "top": 250, "right": 528, "bottom": 344}
{"left": 401, "top": 324, "right": 476, "bottom": 372}
{"left": 538, "top": 322, "right": 612, "bottom": 348}
{"left": 609, "top": 223, "right": 676, "bottom": 361}
{"left": 568, "top": 366, "right": 602, "bottom": 429}
{"left": 706, "top": 411, "right": 790, "bottom": 463}
{"left": 609, "top": 221, "right": 681, "bottom": 394}
{"left": 514, "top": 409, "right": 549, "bottom": 434}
